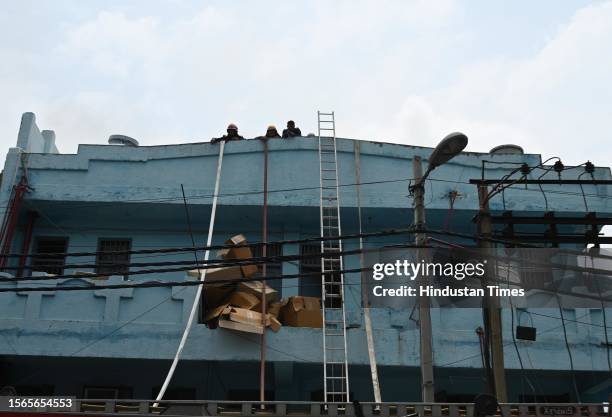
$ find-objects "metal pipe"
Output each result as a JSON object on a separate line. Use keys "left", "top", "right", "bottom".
{"left": 260, "top": 137, "right": 269, "bottom": 405}
{"left": 0, "top": 178, "right": 28, "bottom": 269}
{"left": 354, "top": 141, "right": 382, "bottom": 403}
{"left": 16, "top": 210, "right": 37, "bottom": 277}
{"left": 154, "top": 140, "right": 226, "bottom": 405}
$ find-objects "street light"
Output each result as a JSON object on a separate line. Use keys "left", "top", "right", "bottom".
{"left": 419, "top": 132, "right": 469, "bottom": 184}
{"left": 412, "top": 132, "right": 468, "bottom": 402}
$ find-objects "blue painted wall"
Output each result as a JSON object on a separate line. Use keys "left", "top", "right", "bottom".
{"left": 1, "top": 113, "right": 611, "bottom": 401}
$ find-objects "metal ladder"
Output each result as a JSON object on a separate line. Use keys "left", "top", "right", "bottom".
{"left": 317, "top": 111, "right": 349, "bottom": 403}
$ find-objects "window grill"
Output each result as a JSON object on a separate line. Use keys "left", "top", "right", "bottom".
{"left": 31, "top": 237, "right": 69, "bottom": 275}
{"left": 96, "top": 239, "right": 132, "bottom": 276}
{"left": 299, "top": 244, "right": 322, "bottom": 297}
{"left": 252, "top": 242, "right": 282, "bottom": 295}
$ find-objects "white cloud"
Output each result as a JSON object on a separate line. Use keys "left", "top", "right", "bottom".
{"left": 372, "top": 1, "right": 612, "bottom": 164}
{"left": 0, "top": 0, "right": 611, "bottom": 173}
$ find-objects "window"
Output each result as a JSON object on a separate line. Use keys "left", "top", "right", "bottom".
{"left": 31, "top": 237, "right": 69, "bottom": 275}
{"left": 252, "top": 243, "right": 282, "bottom": 295}
{"left": 96, "top": 239, "right": 131, "bottom": 275}
{"left": 299, "top": 244, "right": 322, "bottom": 298}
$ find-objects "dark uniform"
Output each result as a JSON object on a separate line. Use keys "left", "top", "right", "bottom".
{"left": 282, "top": 120, "right": 302, "bottom": 138}
{"left": 211, "top": 124, "right": 244, "bottom": 143}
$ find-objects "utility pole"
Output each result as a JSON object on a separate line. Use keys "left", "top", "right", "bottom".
{"left": 412, "top": 156, "right": 435, "bottom": 402}
{"left": 408, "top": 133, "right": 467, "bottom": 403}
{"left": 477, "top": 185, "right": 508, "bottom": 402}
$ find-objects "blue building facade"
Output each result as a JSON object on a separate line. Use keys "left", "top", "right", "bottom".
{"left": 0, "top": 112, "right": 611, "bottom": 402}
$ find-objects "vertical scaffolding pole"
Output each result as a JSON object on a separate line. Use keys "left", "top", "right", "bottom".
{"left": 354, "top": 141, "right": 382, "bottom": 403}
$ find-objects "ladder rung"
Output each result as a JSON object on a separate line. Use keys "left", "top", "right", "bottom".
{"left": 325, "top": 332, "right": 344, "bottom": 336}
{"left": 325, "top": 361, "right": 345, "bottom": 365}
{"left": 326, "top": 376, "right": 346, "bottom": 379}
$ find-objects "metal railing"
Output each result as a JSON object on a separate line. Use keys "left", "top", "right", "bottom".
{"left": 61, "top": 400, "right": 610, "bottom": 417}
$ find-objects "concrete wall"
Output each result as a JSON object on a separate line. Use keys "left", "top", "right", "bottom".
{"left": 1, "top": 113, "right": 612, "bottom": 401}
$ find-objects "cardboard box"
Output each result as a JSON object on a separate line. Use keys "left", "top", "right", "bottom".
{"left": 226, "top": 233, "right": 248, "bottom": 246}
{"left": 203, "top": 304, "right": 231, "bottom": 323}
{"left": 268, "top": 315, "right": 282, "bottom": 332}
{"left": 218, "top": 319, "right": 264, "bottom": 334}
{"left": 237, "top": 281, "right": 279, "bottom": 303}
{"left": 205, "top": 303, "right": 279, "bottom": 334}
{"left": 218, "top": 234, "right": 252, "bottom": 260}
{"left": 217, "top": 234, "right": 259, "bottom": 278}
{"left": 203, "top": 285, "right": 235, "bottom": 310}
{"left": 223, "top": 291, "right": 260, "bottom": 310}
{"left": 187, "top": 266, "right": 243, "bottom": 285}
{"left": 267, "top": 301, "right": 282, "bottom": 318}
{"left": 228, "top": 307, "right": 265, "bottom": 326}
{"left": 280, "top": 296, "right": 323, "bottom": 328}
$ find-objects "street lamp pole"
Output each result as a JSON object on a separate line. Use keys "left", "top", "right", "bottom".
{"left": 412, "top": 132, "right": 468, "bottom": 403}
{"left": 412, "top": 155, "right": 435, "bottom": 402}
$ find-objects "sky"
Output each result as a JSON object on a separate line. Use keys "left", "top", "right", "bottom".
{"left": 1, "top": 0, "right": 612, "bottom": 169}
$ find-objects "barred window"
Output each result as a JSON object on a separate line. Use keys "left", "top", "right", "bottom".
{"left": 252, "top": 242, "right": 282, "bottom": 295}
{"left": 96, "top": 239, "right": 131, "bottom": 276}
{"left": 31, "top": 237, "right": 69, "bottom": 275}
{"left": 299, "top": 244, "right": 322, "bottom": 297}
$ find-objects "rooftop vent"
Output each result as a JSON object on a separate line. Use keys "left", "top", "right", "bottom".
{"left": 108, "top": 134, "right": 139, "bottom": 147}
{"left": 489, "top": 144, "right": 524, "bottom": 155}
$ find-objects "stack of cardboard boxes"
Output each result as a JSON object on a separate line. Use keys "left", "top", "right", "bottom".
{"left": 190, "top": 234, "right": 323, "bottom": 334}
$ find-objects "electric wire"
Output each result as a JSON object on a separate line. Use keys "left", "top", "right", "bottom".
{"left": 2, "top": 224, "right": 610, "bottom": 265}
{"left": 3, "top": 171, "right": 611, "bottom": 215}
